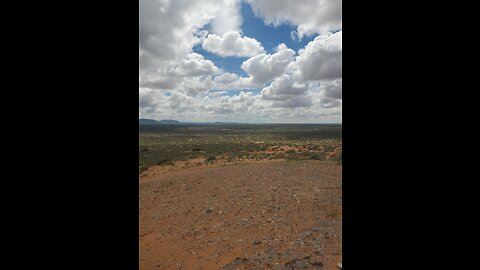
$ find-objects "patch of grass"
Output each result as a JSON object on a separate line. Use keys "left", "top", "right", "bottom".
{"left": 326, "top": 209, "right": 338, "bottom": 218}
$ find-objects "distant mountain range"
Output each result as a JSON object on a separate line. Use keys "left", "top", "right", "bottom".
{"left": 139, "top": 119, "right": 180, "bottom": 125}
{"left": 139, "top": 119, "right": 341, "bottom": 126}
{"left": 139, "top": 119, "right": 244, "bottom": 125}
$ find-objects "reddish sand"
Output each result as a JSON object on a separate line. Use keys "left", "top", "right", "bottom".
{"left": 140, "top": 160, "right": 342, "bottom": 270}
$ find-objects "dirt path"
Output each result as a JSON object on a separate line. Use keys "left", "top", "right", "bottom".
{"left": 140, "top": 160, "right": 342, "bottom": 270}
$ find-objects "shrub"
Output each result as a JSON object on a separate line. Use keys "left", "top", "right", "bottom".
{"left": 139, "top": 165, "right": 148, "bottom": 174}
{"left": 323, "top": 145, "right": 334, "bottom": 152}
{"left": 309, "top": 153, "right": 325, "bottom": 160}
{"left": 157, "top": 159, "right": 175, "bottom": 166}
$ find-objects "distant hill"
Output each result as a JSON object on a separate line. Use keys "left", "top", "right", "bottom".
{"left": 139, "top": 119, "right": 180, "bottom": 125}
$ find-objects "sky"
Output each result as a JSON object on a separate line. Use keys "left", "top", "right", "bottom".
{"left": 139, "top": 0, "right": 342, "bottom": 123}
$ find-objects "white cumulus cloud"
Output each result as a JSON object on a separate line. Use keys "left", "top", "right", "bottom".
{"left": 139, "top": 0, "right": 342, "bottom": 122}
{"left": 241, "top": 43, "right": 296, "bottom": 84}
{"left": 202, "top": 31, "right": 265, "bottom": 57}
{"left": 296, "top": 31, "right": 342, "bottom": 81}
{"left": 246, "top": 0, "right": 342, "bottom": 39}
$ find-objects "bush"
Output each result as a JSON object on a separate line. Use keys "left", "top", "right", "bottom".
{"left": 206, "top": 156, "right": 216, "bottom": 162}
{"left": 192, "top": 148, "right": 202, "bottom": 152}
{"left": 323, "top": 145, "right": 334, "bottom": 152}
{"left": 139, "top": 165, "right": 148, "bottom": 174}
{"left": 309, "top": 153, "right": 325, "bottom": 160}
{"left": 157, "top": 159, "right": 175, "bottom": 166}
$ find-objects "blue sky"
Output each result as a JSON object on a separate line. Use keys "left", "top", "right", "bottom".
{"left": 194, "top": 1, "right": 315, "bottom": 77}
{"left": 209, "top": 89, "right": 262, "bottom": 96}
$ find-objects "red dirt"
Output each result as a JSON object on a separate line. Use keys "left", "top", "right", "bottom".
{"left": 140, "top": 160, "right": 342, "bottom": 270}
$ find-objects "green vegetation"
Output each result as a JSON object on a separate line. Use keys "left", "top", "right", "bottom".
{"left": 309, "top": 153, "right": 326, "bottom": 160}
{"left": 139, "top": 164, "right": 148, "bottom": 174}
{"left": 206, "top": 156, "right": 217, "bottom": 162}
{"left": 156, "top": 159, "right": 175, "bottom": 166}
{"left": 139, "top": 124, "right": 342, "bottom": 173}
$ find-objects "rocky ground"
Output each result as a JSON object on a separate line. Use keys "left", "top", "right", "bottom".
{"left": 140, "top": 160, "right": 342, "bottom": 270}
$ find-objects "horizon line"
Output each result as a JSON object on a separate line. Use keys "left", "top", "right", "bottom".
{"left": 139, "top": 119, "right": 342, "bottom": 125}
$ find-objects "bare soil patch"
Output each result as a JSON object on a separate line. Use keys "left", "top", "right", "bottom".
{"left": 140, "top": 160, "right": 342, "bottom": 270}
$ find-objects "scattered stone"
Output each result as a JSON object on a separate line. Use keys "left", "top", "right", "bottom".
{"left": 285, "top": 258, "right": 307, "bottom": 269}
{"left": 310, "top": 259, "right": 324, "bottom": 267}
{"left": 224, "top": 257, "right": 249, "bottom": 270}
{"left": 141, "top": 160, "right": 342, "bottom": 270}
{"left": 294, "top": 239, "right": 305, "bottom": 246}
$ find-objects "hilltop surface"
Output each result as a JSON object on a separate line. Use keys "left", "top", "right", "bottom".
{"left": 140, "top": 160, "right": 342, "bottom": 270}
